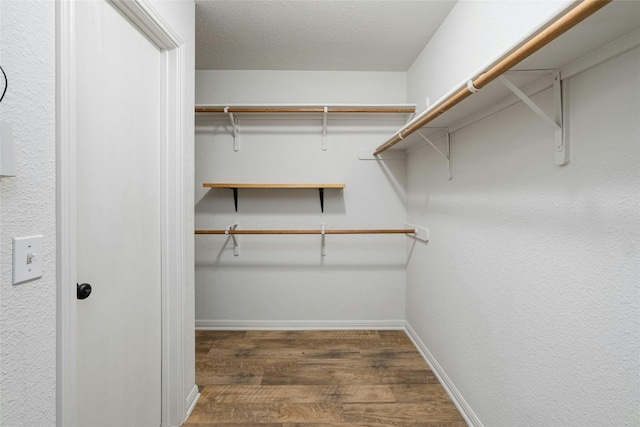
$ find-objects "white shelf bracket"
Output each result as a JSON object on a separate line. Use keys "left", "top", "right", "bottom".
{"left": 322, "top": 106, "right": 328, "bottom": 151}
{"left": 446, "top": 132, "right": 452, "bottom": 180}
{"left": 225, "top": 223, "right": 239, "bottom": 256}
{"left": 498, "top": 71, "right": 567, "bottom": 165}
{"left": 556, "top": 72, "right": 569, "bottom": 165}
{"left": 224, "top": 107, "right": 239, "bottom": 152}
{"left": 406, "top": 110, "right": 416, "bottom": 123}
{"left": 320, "top": 222, "right": 326, "bottom": 256}
{"left": 416, "top": 129, "right": 453, "bottom": 180}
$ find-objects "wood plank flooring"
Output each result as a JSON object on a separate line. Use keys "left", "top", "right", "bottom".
{"left": 184, "top": 330, "right": 466, "bottom": 426}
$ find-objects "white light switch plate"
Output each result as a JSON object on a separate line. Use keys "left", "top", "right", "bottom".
{"left": 13, "top": 235, "right": 43, "bottom": 284}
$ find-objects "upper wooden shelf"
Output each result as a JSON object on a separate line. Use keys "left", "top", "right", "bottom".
{"left": 203, "top": 183, "right": 345, "bottom": 189}
{"left": 203, "top": 183, "right": 346, "bottom": 212}
{"left": 195, "top": 104, "right": 417, "bottom": 152}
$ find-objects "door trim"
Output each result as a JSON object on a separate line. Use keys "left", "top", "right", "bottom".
{"left": 56, "top": 1, "right": 192, "bottom": 426}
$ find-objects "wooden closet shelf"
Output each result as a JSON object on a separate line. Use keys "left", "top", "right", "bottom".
{"left": 195, "top": 104, "right": 417, "bottom": 152}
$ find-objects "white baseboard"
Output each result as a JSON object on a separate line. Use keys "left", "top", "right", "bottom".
{"left": 182, "top": 384, "right": 200, "bottom": 425}
{"left": 404, "top": 321, "right": 483, "bottom": 427}
{"left": 195, "top": 319, "right": 405, "bottom": 330}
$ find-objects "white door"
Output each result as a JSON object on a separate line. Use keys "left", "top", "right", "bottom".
{"left": 75, "top": 1, "right": 162, "bottom": 425}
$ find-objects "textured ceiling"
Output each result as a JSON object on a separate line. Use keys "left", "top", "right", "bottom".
{"left": 195, "top": 0, "right": 457, "bottom": 71}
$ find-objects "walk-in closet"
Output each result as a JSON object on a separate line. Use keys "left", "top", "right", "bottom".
{"left": 1, "top": 1, "right": 637, "bottom": 426}
{"left": 191, "top": 1, "right": 639, "bottom": 425}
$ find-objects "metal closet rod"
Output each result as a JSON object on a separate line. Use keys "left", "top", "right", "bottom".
{"left": 373, "top": 0, "right": 612, "bottom": 155}
{"left": 195, "top": 228, "right": 416, "bottom": 235}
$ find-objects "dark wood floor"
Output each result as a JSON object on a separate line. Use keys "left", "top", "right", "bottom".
{"left": 184, "top": 330, "right": 466, "bottom": 426}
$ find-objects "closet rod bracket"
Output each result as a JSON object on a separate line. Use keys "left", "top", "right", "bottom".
{"left": 416, "top": 128, "right": 453, "bottom": 180}
{"left": 224, "top": 106, "right": 239, "bottom": 151}
{"left": 225, "top": 224, "right": 240, "bottom": 256}
{"left": 322, "top": 106, "right": 328, "bottom": 151}
{"left": 498, "top": 70, "right": 567, "bottom": 165}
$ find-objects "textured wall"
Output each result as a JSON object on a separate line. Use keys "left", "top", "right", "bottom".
{"left": 195, "top": 71, "right": 409, "bottom": 327}
{"left": 406, "top": 46, "right": 639, "bottom": 425}
{"left": 195, "top": 1, "right": 456, "bottom": 71}
{"left": 0, "top": 2, "right": 57, "bottom": 426}
{"left": 0, "top": 1, "right": 195, "bottom": 426}
{"left": 407, "top": 0, "right": 572, "bottom": 112}
{"left": 196, "top": 70, "right": 407, "bottom": 105}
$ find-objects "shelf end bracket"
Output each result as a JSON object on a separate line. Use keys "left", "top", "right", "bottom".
{"left": 231, "top": 187, "right": 238, "bottom": 212}
{"left": 498, "top": 72, "right": 567, "bottom": 165}
{"left": 416, "top": 129, "right": 453, "bottom": 180}
{"left": 555, "top": 71, "right": 569, "bottom": 165}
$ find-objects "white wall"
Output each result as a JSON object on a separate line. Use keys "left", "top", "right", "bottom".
{"left": 406, "top": 42, "right": 639, "bottom": 427}
{"left": 0, "top": 1, "right": 195, "bottom": 426}
{"left": 407, "top": 0, "right": 573, "bottom": 112}
{"left": 196, "top": 70, "right": 407, "bottom": 105}
{"left": 195, "top": 71, "right": 409, "bottom": 328}
{"left": 0, "top": 2, "right": 56, "bottom": 425}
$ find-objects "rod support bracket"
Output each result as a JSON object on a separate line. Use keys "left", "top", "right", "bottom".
{"left": 226, "top": 224, "right": 239, "bottom": 256}
{"left": 416, "top": 128, "right": 453, "bottom": 180}
{"left": 554, "top": 71, "right": 569, "bottom": 166}
{"left": 322, "top": 106, "right": 328, "bottom": 151}
{"left": 224, "top": 106, "right": 239, "bottom": 151}
{"left": 498, "top": 71, "right": 567, "bottom": 165}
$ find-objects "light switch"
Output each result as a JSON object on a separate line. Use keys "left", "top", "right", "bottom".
{"left": 13, "top": 235, "right": 43, "bottom": 284}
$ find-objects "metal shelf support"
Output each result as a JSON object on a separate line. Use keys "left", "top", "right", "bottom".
{"left": 217, "top": 186, "right": 336, "bottom": 212}
{"left": 416, "top": 128, "right": 452, "bottom": 180}
{"left": 498, "top": 70, "right": 567, "bottom": 165}
{"left": 232, "top": 188, "right": 238, "bottom": 211}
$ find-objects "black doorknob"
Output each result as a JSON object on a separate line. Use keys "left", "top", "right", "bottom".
{"left": 77, "top": 283, "right": 92, "bottom": 300}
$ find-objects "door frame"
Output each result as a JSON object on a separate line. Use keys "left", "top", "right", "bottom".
{"left": 56, "top": 1, "right": 192, "bottom": 426}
